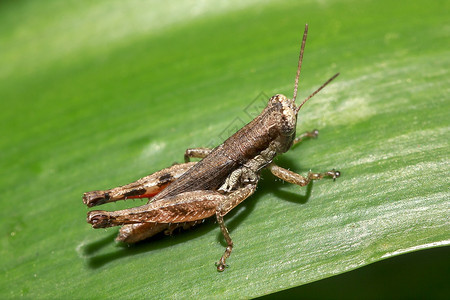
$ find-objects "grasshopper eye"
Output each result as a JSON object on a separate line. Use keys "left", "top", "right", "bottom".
{"left": 280, "top": 112, "right": 297, "bottom": 135}
{"left": 277, "top": 96, "right": 298, "bottom": 135}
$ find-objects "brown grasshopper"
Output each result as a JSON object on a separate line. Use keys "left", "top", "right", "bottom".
{"left": 83, "top": 24, "right": 340, "bottom": 272}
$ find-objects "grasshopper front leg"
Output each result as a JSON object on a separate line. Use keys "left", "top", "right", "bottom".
{"left": 279, "top": 129, "right": 340, "bottom": 185}
{"left": 268, "top": 163, "right": 340, "bottom": 186}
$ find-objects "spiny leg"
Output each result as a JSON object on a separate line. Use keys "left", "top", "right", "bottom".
{"left": 87, "top": 190, "right": 226, "bottom": 228}
{"left": 83, "top": 162, "right": 196, "bottom": 207}
{"left": 215, "top": 183, "right": 257, "bottom": 271}
{"left": 184, "top": 147, "right": 212, "bottom": 162}
{"left": 293, "top": 129, "right": 319, "bottom": 145}
{"left": 87, "top": 182, "right": 256, "bottom": 271}
{"left": 268, "top": 163, "right": 340, "bottom": 187}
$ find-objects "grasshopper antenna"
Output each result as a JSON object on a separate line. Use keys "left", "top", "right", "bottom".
{"left": 296, "top": 72, "right": 340, "bottom": 113}
{"left": 293, "top": 24, "right": 308, "bottom": 103}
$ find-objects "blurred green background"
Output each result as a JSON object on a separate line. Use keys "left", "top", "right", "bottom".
{"left": 0, "top": 0, "right": 448, "bottom": 298}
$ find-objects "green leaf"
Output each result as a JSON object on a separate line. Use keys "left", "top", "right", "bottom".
{"left": 0, "top": 0, "right": 448, "bottom": 298}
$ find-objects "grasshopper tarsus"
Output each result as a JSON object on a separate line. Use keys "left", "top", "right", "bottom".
{"left": 83, "top": 24, "right": 341, "bottom": 271}
{"left": 329, "top": 169, "right": 341, "bottom": 181}
{"left": 307, "top": 169, "right": 341, "bottom": 184}
{"left": 216, "top": 261, "right": 228, "bottom": 272}
{"left": 310, "top": 129, "right": 319, "bottom": 138}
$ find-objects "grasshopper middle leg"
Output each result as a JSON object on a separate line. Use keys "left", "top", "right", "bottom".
{"left": 184, "top": 147, "right": 212, "bottom": 162}
{"left": 214, "top": 183, "right": 258, "bottom": 271}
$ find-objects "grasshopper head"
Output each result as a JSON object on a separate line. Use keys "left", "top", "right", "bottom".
{"left": 266, "top": 66, "right": 339, "bottom": 152}
{"left": 268, "top": 94, "right": 298, "bottom": 136}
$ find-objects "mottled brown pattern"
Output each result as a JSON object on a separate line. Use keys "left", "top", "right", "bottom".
{"left": 123, "top": 189, "right": 146, "bottom": 197}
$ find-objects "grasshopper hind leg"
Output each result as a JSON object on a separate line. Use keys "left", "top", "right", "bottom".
{"left": 117, "top": 221, "right": 202, "bottom": 243}
{"left": 83, "top": 162, "right": 196, "bottom": 207}
{"left": 117, "top": 223, "right": 169, "bottom": 243}
{"left": 87, "top": 182, "right": 258, "bottom": 271}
